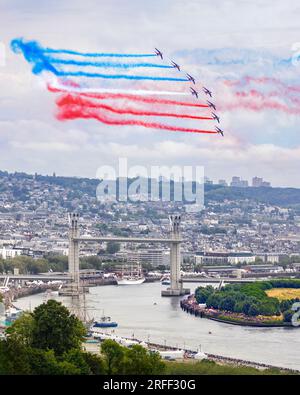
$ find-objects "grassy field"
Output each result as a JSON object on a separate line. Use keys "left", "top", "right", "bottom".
{"left": 266, "top": 288, "right": 300, "bottom": 301}
{"left": 164, "top": 360, "right": 295, "bottom": 375}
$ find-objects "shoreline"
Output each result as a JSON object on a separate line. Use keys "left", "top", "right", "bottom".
{"left": 87, "top": 331, "right": 299, "bottom": 374}
{"left": 180, "top": 297, "right": 294, "bottom": 328}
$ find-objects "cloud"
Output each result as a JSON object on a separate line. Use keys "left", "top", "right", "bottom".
{"left": 1, "top": 1, "right": 300, "bottom": 186}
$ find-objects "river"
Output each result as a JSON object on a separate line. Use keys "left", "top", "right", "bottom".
{"left": 14, "top": 282, "right": 300, "bottom": 370}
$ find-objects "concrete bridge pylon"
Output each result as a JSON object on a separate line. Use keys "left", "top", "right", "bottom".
{"left": 161, "top": 215, "right": 190, "bottom": 297}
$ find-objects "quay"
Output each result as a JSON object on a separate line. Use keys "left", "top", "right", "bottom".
{"left": 85, "top": 331, "right": 299, "bottom": 374}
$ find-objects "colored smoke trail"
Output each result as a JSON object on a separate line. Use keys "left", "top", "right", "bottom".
{"left": 50, "top": 58, "right": 172, "bottom": 69}
{"left": 11, "top": 38, "right": 156, "bottom": 59}
{"left": 43, "top": 48, "right": 157, "bottom": 58}
{"left": 225, "top": 76, "right": 300, "bottom": 94}
{"left": 48, "top": 82, "right": 189, "bottom": 96}
{"left": 11, "top": 38, "right": 186, "bottom": 82}
{"left": 56, "top": 94, "right": 214, "bottom": 121}
{"left": 57, "top": 106, "right": 217, "bottom": 134}
{"left": 11, "top": 38, "right": 220, "bottom": 135}
{"left": 234, "top": 90, "right": 300, "bottom": 114}
{"left": 48, "top": 84, "right": 209, "bottom": 108}
{"left": 221, "top": 94, "right": 300, "bottom": 115}
{"left": 54, "top": 70, "right": 189, "bottom": 82}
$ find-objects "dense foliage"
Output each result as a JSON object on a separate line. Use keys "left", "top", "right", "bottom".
{"left": 195, "top": 280, "right": 300, "bottom": 319}
{"left": 0, "top": 300, "right": 165, "bottom": 375}
{"left": 0, "top": 255, "right": 124, "bottom": 275}
{"left": 0, "top": 255, "right": 68, "bottom": 275}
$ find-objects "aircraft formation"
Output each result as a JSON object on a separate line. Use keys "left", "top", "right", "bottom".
{"left": 12, "top": 39, "right": 225, "bottom": 137}
{"left": 155, "top": 48, "right": 224, "bottom": 136}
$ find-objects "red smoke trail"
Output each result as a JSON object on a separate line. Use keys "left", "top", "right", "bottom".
{"left": 235, "top": 89, "right": 281, "bottom": 99}
{"left": 234, "top": 90, "right": 300, "bottom": 113}
{"left": 220, "top": 94, "right": 300, "bottom": 114}
{"left": 224, "top": 76, "right": 300, "bottom": 95}
{"left": 48, "top": 84, "right": 209, "bottom": 108}
{"left": 56, "top": 94, "right": 214, "bottom": 121}
{"left": 57, "top": 105, "right": 218, "bottom": 134}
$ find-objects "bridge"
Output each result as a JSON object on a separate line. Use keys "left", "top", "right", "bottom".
{"left": 68, "top": 213, "right": 190, "bottom": 297}
{"left": 0, "top": 274, "right": 71, "bottom": 282}
{"left": 182, "top": 277, "right": 258, "bottom": 284}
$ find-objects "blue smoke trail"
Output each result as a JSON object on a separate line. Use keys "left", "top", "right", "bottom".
{"left": 175, "top": 48, "right": 296, "bottom": 68}
{"left": 11, "top": 38, "right": 187, "bottom": 82}
{"left": 54, "top": 70, "right": 188, "bottom": 82}
{"left": 49, "top": 58, "right": 173, "bottom": 69}
{"left": 43, "top": 48, "right": 157, "bottom": 58}
{"left": 11, "top": 38, "right": 58, "bottom": 75}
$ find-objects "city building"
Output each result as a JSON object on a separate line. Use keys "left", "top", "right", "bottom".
{"left": 252, "top": 177, "right": 271, "bottom": 187}
{"left": 195, "top": 251, "right": 255, "bottom": 265}
{"left": 230, "top": 177, "right": 248, "bottom": 187}
{"left": 116, "top": 249, "right": 170, "bottom": 267}
{"left": 195, "top": 251, "right": 228, "bottom": 265}
{"left": 0, "top": 246, "right": 23, "bottom": 260}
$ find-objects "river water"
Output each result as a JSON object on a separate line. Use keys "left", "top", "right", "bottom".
{"left": 14, "top": 282, "right": 300, "bottom": 370}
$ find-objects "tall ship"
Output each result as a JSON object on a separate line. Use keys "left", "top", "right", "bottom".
{"left": 116, "top": 262, "right": 145, "bottom": 285}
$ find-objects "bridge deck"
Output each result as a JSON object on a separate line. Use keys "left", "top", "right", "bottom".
{"left": 73, "top": 236, "right": 183, "bottom": 243}
{"left": 0, "top": 274, "right": 71, "bottom": 281}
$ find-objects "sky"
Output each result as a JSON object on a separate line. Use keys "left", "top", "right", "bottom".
{"left": 1, "top": 0, "right": 300, "bottom": 187}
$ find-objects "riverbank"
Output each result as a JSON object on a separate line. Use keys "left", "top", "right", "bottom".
{"left": 86, "top": 331, "right": 299, "bottom": 374}
{"left": 2, "top": 283, "right": 61, "bottom": 306}
{"left": 180, "top": 295, "right": 292, "bottom": 328}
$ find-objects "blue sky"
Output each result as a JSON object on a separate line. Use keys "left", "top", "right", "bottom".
{"left": 1, "top": 0, "right": 300, "bottom": 186}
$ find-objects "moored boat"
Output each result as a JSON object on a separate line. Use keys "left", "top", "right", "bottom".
{"left": 116, "top": 262, "right": 145, "bottom": 285}
{"left": 92, "top": 314, "right": 118, "bottom": 328}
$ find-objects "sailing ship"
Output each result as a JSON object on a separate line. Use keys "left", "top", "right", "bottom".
{"left": 116, "top": 262, "right": 145, "bottom": 285}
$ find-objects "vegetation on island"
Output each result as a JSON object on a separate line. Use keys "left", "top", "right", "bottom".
{"left": 195, "top": 279, "right": 300, "bottom": 325}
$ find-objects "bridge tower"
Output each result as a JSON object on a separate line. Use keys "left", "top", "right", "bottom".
{"left": 161, "top": 215, "right": 190, "bottom": 296}
{"left": 68, "top": 213, "right": 80, "bottom": 295}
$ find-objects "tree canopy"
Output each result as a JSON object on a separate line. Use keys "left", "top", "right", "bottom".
{"left": 195, "top": 279, "right": 300, "bottom": 318}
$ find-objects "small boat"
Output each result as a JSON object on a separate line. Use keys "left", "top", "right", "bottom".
{"left": 92, "top": 315, "right": 118, "bottom": 328}
{"left": 161, "top": 276, "right": 171, "bottom": 285}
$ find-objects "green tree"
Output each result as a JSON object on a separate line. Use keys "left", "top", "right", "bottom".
{"left": 123, "top": 345, "right": 165, "bottom": 375}
{"left": 28, "top": 348, "right": 62, "bottom": 375}
{"left": 219, "top": 296, "right": 235, "bottom": 312}
{"left": 31, "top": 300, "right": 86, "bottom": 356}
{"left": 82, "top": 351, "right": 106, "bottom": 375}
{"left": 106, "top": 242, "right": 120, "bottom": 255}
{"left": 6, "top": 312, "right": 34, "bottom": 346}
{"left": 101, "top": 339, "right": 125, "bottom": 374}
{"left": 63, "top": 348, "right": 92, "bottom": 375}
{"left": 248, "top": 304, "right": 260, "bottom": 316}
{"left": 0, "top": 338, "right": 31, "bottom": 375}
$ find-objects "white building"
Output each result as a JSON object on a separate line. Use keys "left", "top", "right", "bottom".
{"left": 0, "top": 246, "right": 23, "bottom": 260}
